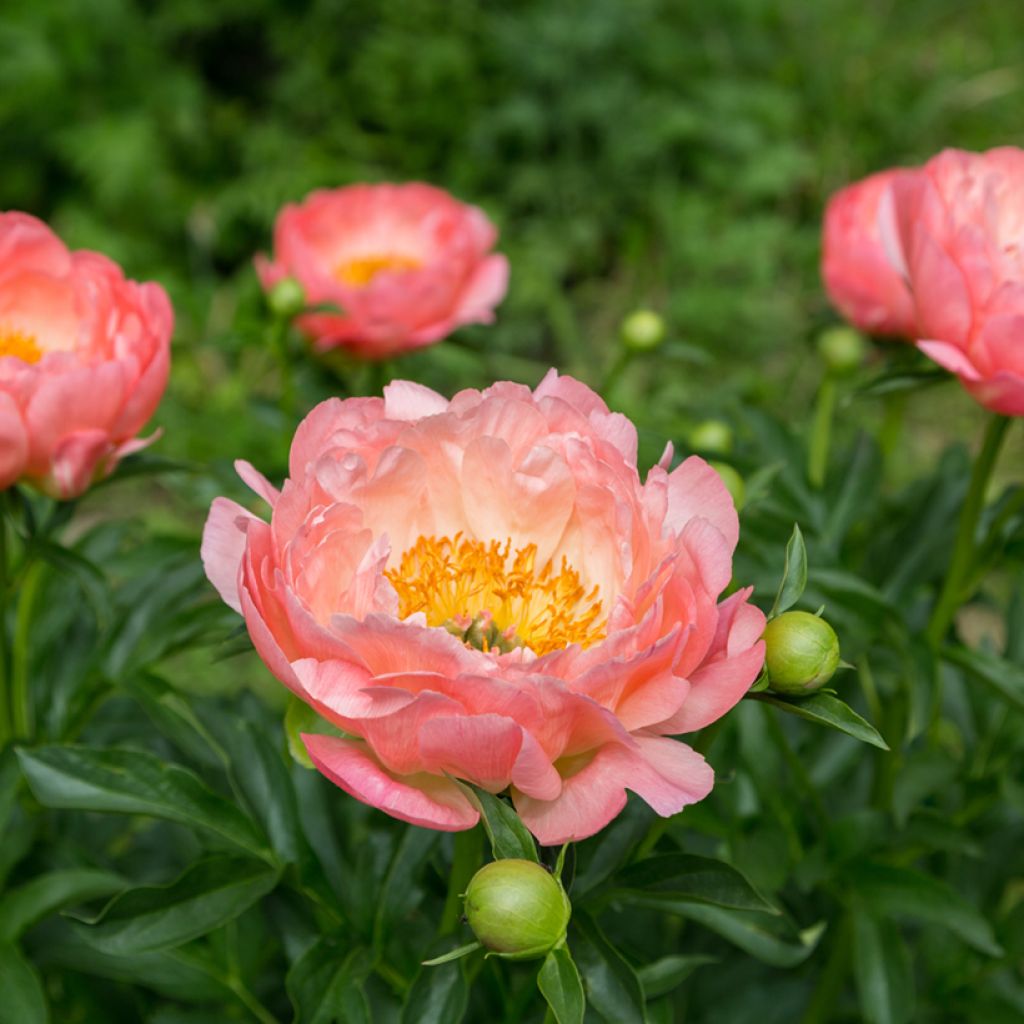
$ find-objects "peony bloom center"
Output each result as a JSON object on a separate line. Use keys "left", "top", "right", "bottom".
{"left": 0, "top": 324, "right": 42, "bottom": 364}
{"left": 385, "top": 534, "right": 605, "bottom": 656}
{"left": 336, "top": 253, "right": 422, "bottom": 288}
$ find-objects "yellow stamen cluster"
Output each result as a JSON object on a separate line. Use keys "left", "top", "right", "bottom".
{"left": 336, "top": 253, "right": 421, "bottom": 288}
{"left": 385, "top": 534, "right": 605, "bottom": 656}
{"left": 0, "top": 325, "right": 42, "bottom": 364}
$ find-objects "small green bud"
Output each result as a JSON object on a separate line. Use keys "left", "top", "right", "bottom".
{"left": 464, "top": 859, "right": 571, "bottom": 960}
{"left": 620, "top": 309, "right": 666, "bottom": 352}
{"left": 688, "top": 419, "right": 734, "bottom": 454}
{"left": 709, "top": 461, "right": 745, "bottom": 509}
{"left": 763, "top": 610, "right": 840, "bottom": 695}
{"left": 817, "top": 326, "right": 867, "bottom": 377}
{"left": 267, "top": 277, "right": 306, "bottom": 319}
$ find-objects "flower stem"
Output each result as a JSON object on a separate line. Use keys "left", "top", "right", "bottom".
{"left": 440, "top": 827, "right": 483, "bottom": 935}
{"left": 11, "top": 560, "right": 43, "bottom": 738}
{"left": 0, "top": 494, "right": 10, "bottom": 744}
{"left": 808, "top": 374, "right": 837, "bottom": 489}
{"left": 926, "top": 414, "right": 1011, "bottom": 648}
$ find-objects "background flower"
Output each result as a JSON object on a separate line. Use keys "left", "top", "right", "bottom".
{"left": 256, "top": 183, "right": 508, "bottom": 360}
{"left": 821, "top": 167, "right": 919, "bottom": 338}
{"left": 892, "top": 147, "right": 1024, "bottom": 416}
{"left": 203, "top": 372, "right": 764, "bottom": 844}
{"left": 0, "top": 212, "right": 173, "bottom": 498}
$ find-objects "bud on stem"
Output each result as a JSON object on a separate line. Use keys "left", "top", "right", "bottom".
{"left": 764, "top": 610, "right": 840, "bottom": 695}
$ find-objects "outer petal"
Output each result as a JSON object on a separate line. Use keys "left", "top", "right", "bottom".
{"left": 659, "top": 456, "right": 739, "bottom": 551}
{"left": 303, "top": 734, "right": 479, "bottom": 831}
{"left": 0, "top": 391, "right": 28, "bottom": 489}
{"left": 201, "top": 498, "right": 260, "bottom": 614}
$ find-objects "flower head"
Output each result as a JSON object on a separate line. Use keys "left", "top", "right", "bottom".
{"left": 0, "top": 212, "right": 173, "bottom": 498}
{"left": 256, "top": 183, "right": 508, "bottom": 360}
{"left": 202, "top": 372, "right": 765, "bottom": 845}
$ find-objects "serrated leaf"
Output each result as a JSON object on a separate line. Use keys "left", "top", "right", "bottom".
{"left": 770, "top": 524, "right": 807, "bottom": 618}
{"left": 75, "top": 856, "right": 280, "bottom": 955}
{"left": 847, "top": 862, "right": 1001, "bottom": 956}
{"left": 748, "top": 692, "right": 888, "bottom": 749}
{"left": 599, "top": 854, "right": 776, "bottom": 914}
{"left": 573, "top": 913, "right": 645, "bottom": 1024}
{"left": 0, "top": 941, "right": 48, "bottom": 1024}
{"left": 465, "top": 785, "right": 538, "bottom": 862}
{"left": 537, "top": 946, "right": 585, "bottom": 1024}
{"left": 17, "top": 745, "right": 271, "bottom": 859}
{"left": 0, "top": 869, "right": 124, "bottom": 942}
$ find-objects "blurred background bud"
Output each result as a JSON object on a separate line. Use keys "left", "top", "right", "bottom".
{"left": 709, "top": 461, "right": 745, "bottom": 509}
{"left": 817, "top": 325, "right": 867, "bottom": 377}
{"left": 464, "top": 859, "right": 571, "bottom": 960}
{"left": 620, "top": 308, "right": 666, "bottom": 351}
{"left": 764, "top": 610, "right": 840, "bottom": 695}
{"left": 267, "top": 276, "right": 306, "bottom": 319}
{"left": 688, "top": 419, "right": 734, "bottom": 454}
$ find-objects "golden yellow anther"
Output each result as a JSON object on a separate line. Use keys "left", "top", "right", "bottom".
{"left": 0, "top": 325, "right": 42, "bottom": 364}
{"left": 385, "top": 534, "right": 605, "bottom": 656}
{"left": 336, "top": 254, "right": 421, "bottom": 288}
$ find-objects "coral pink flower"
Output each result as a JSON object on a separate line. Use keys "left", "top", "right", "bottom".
{"left": 889, "top": 147, "right": 1024, "bottom": 416}
{"left": 256, "top": 183, "right": 508, "bottom": 360}
{"left": 821, "top": 167, "right": 919, "bottom": 338}
{"left": 0, "top": 212, "right": 173, "bottom": 498}
{"left": 203, "top": 372, "right": 765, "bottom": 845}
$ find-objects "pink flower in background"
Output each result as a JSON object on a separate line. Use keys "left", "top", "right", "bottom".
{"left": 891, "top": 147, "right": 1024, "bottom": 416}
{"left": 256, "top": 183, "right": 508, "bottom": 360}
{"left": 0, "top": 212, "right": 173, "bottom": 498}
{"left": 821, "top": 167, "right": 919, "bottom": 338}
{"left": 203, "top": 372, "right": 765, "bottom": 845}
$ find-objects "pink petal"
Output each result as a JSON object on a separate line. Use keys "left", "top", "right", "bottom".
{"left": 201, "top": 498, "right": 259, "bottom": 614}
{"left": 660, "top": 456, "right": 739, "bottom": 551}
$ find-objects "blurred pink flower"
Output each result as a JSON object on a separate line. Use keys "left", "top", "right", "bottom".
{"left": 256, "top": 183, "right": 508, "bottom": 360}
{"left": 821, "top": 167, "right": 919, "bottom": 338}
{"left": 0, "top": 212, "right": 173, "bottom": 498}
{"left": 203, "top": 372, "right": 765, "bottom": 845}
{"left": 892, "top": 147, "right": 1024, "bottom": 416}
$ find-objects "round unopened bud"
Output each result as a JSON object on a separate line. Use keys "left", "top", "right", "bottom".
{"left": 709, "top": 461, "right": 745, "bottom": 509}
{"left": 267, "top": 277, "right": 306, "bottom": 319}
{"left": 764, "top": 610, "right": 840, "bottom": 695}
{"left": 464, "top": 859, "right": 571, "bottom": 960}
{"left": 817, "top": 326, "right": 866, "bottom": 377}
{"left": 620, "top": 309, "right": 666, "bottom": 352}
{"left": 688, "top": 419, "right": 734, "bottom": 454}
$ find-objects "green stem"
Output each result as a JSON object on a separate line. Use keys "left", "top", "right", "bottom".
{"left": 440, "top": 827, "right": 484, "bottom": 935}
{"left": 11, "top": 559, "right": 42, "bottom": 739}
{"left": 269, "top": 316, "right": 296, "bottom": 418}
{"left": 224, "top": 975, "right": 279, "bottom": 1024}
{"left": 808, "top": 374, "right": 837, "bottom": 489}
{"left": 0, "top": 495, "right": 10, "bottom": 744}
{"left": 878, "top": 391, "right": 906, "bottom": 464}
{"left": 926, "top": 414, "right": 1011, "bottom": 648}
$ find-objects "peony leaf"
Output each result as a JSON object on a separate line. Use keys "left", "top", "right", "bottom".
{"left": 769, "top": 523, "right": 807, "bottom": 618}
{"left": 401, "top": 956, "right": 468, "bottom": 1024}
{"left": 0, "top": 941, "right": 48, "bottom": 1024}
{"left": 16, "top": 745, "right": 271, "bottom": 859}
{"left": 0, "top": 869, "right": 124, "bottom": 942}
{"left": 572, "top": 913, "right": 645, "bottom": 1024}
{"left": 637, "top": 954, "right": 717, "bottom": 999}
{"left": 537, "top": 946, "right": 585, "bottom": 1024}
{"left": 852, "top": 910, "right": 916, "bottom": 1024}
{"left": 748, "top": 691, "right": 889, "bottom": 749}
{"left": 465, "top": 784, "right": 539, "bottom": 862}
{"left": 942, "top": 644, "right": 1024, "bottom": 715}
{"left": 287, "top": 942, "right": 372, "bottom": 1024}
{"left": 72, "top": 856, "right": 281, "bottom": 955}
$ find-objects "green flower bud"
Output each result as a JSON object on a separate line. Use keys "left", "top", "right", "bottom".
{"left": 620, "top": 309, "right": 666, "bottom": 352}
{"left": 817, "top": 326, "right": 867, "bottom": 377}
{"left": 464, "top": 859, "right": 571, "bottom": 960}
{"left": 764, "top": 610, "right": 840, "bottom": 695}
{"left": 688, "top": 419, "right": 734, "bottom": 454}
{"left": 709, "top": 461, "right": 745, "bottom": 509}
{"left": 267, "top": 277, "right": 306, "bottom": 319}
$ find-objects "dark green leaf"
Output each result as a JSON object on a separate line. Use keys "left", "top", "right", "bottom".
{"left": 17, "top": 745, "right": 271, "bottom": 859}
{"left": 943, "top": 644, "right": 1024, "bottom": 715}
{"left": 600, "top": 854, "right": 775, "bottom": 913}
{"left": 0, "top": 869, "right": 124, "bottom": 942}
{"left": 537, "top": 946, "right": 585, "bottom": 1024}
{"left": 287, "top": 941, "right": 372, "bottom": 1024}
{"left": 769, "top": 523, "right": 807, "bottom": 618}
{"left": 75, "top": 856, "right": 280, "bottom": 955}
{"left": 0, "top": 941, "right": 47, "bottom": 1024}
{"left": 853, "top": 910, "right": 915, "bottom": 1024}
{"left": 400, "top": 958, "right": 468, "bottom": 1024}
{"left": 848, "top": 862, "right": 1001, "bottom": 956}
{"left": 637, "top": 955, "right": 716, "bottom": 999}
{"left": 748, "top": 692, "right": 888, "bottom": 749}
{"left": 854, "top": 368, "right": 948, "bottom": 399}
{"left": 373, "top": 827, "right": 439, "bottom": 949}
{"left": 466, "top": 785, "right": 538, "bottom": 862}
{"left": 573, "top": 913, "right": 645, "bottom": 1024}
{"left": 572, "top": 799, "right": 653, "bottom": 897}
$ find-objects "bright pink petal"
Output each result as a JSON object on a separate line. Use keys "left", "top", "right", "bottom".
{"left": 201, "top": 498, "right": 259, "bottom": 614}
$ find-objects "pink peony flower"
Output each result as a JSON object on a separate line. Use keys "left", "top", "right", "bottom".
{"left": 821, "top": 167, "right": 919, "bottom": 338}
{"left": 0, "top": 212, "right": 173, "bottom": 498}
{"left": 255, "top": 183, "right": 508, "bottom": 360}
{"left": 202, "top": 372, "right": 765, "bottom": 845}
{"left": 889, "top": 147, "right": 1024, "bottom": 416}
